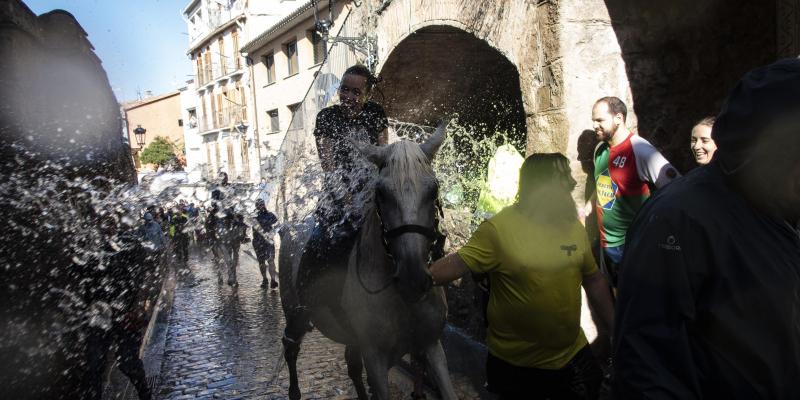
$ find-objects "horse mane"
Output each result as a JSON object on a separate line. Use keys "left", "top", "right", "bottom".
{"left": 383, "top": 140, "right": 436, "bottom": 198}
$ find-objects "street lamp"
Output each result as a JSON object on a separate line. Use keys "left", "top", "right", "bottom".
{"left": 133, "top": 125, "right": 146, "bottom": 148}
{"left": 312, "top": 0, "right": 377, "bottom": 71}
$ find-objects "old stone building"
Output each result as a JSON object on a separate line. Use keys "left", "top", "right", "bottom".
{"left": 337, "top": 0, "right": 799, "bottom": 188}
{"left": 0, "top": 1, "right": 140, "bottom": 397}
{"left": 0, "top": 0, "right": 134, "bottom": 183}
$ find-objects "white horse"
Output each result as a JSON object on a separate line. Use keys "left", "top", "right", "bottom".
{"left": 278, "top": 121, "right": 458, "bottom": 399}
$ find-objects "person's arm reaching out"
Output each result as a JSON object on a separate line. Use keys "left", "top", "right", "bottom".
{"left": 429, "top": 253, "right": 469, "bottom": 286}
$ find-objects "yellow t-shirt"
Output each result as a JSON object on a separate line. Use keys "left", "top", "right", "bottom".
{"left": 457, "top": 205, "right": 598, "bottom": 369}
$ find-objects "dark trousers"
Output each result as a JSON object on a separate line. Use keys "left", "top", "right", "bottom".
{"left": 296, "top": 220, "right": 359, "bottom": 306}
{"left": 600, "top": 245, "right": 624, "bottom": 288}
{"left": 486, "top": 346, "right": 602, "bottom": 400}
{"left": 85, "top": 326, "right": 151, "bottom": 400}
{"left": 174, "top": 234, "right": 189, "bottom": 264}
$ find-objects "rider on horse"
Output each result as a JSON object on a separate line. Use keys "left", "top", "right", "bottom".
{"left": 296, "top": 64, "right": 389, "bottom": 306}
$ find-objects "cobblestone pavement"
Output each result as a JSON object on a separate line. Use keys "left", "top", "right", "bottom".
{"left": 154, "top": 245, "right": 412, "bottom": 400}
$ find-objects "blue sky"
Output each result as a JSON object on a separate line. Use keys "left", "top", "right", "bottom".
{"left": 26, "top": 0, "right": 192, "bottom": 103}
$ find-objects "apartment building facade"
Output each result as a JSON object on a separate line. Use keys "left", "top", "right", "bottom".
{"left": 184, "top": 0, "right": 253, "bottom": 182}
{"left": 183, "top": 0, "right": 308, "bottom": 183}
{"left": 240, "top": 0, "right": 351, "bottom": 180}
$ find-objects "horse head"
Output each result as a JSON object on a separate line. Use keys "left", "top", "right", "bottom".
{"left": 353, "top": 119, "right": 449, "bottom": 303}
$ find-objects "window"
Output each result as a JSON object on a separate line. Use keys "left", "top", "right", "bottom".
{"left": 226, "top": 139, "right": 236, "bottom": 177}
{"left": 285, "top": 40, "right": 298, "bottom": 76}
{"left": 216, "top": 93, "right": 224, "bottom": 127}
{"left": 188, "top": 108, "right": 197, "bottom": 128}
{"left": 210, "top": 92, "right": 217, "bottom": 127}
{"left": 200, "top": 96, "right": 207, "bottom": 130}
{"left": 196, "top": 56, "right": 203, "bottom": 85}
{"left": 204, "top": 49, "right": 212, "bottom": 82}
{"left": 288, "top": 103, "right": 303, "bottom": 130}
{"left": 240, "top": 137, "right": 250, "bottom": 178}
{"left": 218, "top": 37, "right": 226, "bottom": 76}
{"left": 206, "top": 143, "right": 214, "bottom": 176}
{"left": 310, "top": 30, "right": 326, "bottom": 65}
{"left": 268, "top": 109, "right": 279, "bottom": 132}
{"left": 235, "top": 81, "right": 246, "bottom": 121}
{"left": 178, "top": 119, "right": 183, "bottom": 127}
{"left": 214, "top": 141, "right": 221, "bottom": 172}
{"left": 263, "top": 53, "right": 275, "bottom": 84}
{"left": 231, "top": 30, "right": 241, "bottom": 70}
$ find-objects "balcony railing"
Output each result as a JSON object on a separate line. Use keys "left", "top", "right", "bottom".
{"left": 199, "top": 105, "right": 247, "bottom": 133}
{"left": 196, "top": 61, "right": 243, "bottom": 87}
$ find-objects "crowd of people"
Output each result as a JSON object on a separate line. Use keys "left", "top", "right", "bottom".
{"left": 426, "top": 59, "right": 800, "bottom": 399}
{"left": 138, "top": 183, "right": 279, "bottom": 289}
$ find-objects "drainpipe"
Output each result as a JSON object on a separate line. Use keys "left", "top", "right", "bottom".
{"left": 246, "top": 55, "right": 262, "bottom": 181}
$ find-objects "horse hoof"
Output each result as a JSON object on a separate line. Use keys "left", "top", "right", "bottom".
{"left": 289, "top": 386, "right": 302, "bottom": 400}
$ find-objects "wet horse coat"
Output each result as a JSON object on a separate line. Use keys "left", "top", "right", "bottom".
{"left": 279, "top": 123, "right": 457, "bottom": 400}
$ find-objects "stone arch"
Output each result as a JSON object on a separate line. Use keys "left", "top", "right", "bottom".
{"left": 368, "top": 0, "right": 549, "bottom": 153}
{"left": 377, "top": 24, "right": 528, "bottom": 150}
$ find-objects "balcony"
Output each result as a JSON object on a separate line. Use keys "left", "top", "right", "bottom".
{"left": 196, "top": 61, "right": 244, "bottom": 90}
{"left": 199, "top": 105, "right": 247, "bottom": 133}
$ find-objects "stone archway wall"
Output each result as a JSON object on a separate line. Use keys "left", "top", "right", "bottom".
{"left": 598, "top": 0, "right": 779, "bottom": 172}
{"left": 377, "top": 25, "right": 528, "bottom": 149}
{"left": 365, "top": 0, "right": 559, "bottom": 154}
{"left": 351, "top": 0, "right": 790, "bottom": 200}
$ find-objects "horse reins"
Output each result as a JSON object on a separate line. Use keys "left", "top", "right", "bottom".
{"left": 356, "top": 192, "right": 446, "bottom": 295}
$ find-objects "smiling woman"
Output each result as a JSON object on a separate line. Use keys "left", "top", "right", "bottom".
{"left": 690, "top": 116, "right": 718, "bottom": 166}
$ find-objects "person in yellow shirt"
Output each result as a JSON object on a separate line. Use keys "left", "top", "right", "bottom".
{"left": 429, "top": 153, "right": 615, "bottom": 399}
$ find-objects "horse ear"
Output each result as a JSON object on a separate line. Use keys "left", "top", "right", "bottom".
{"left": 421, "top": 118, "right": 450, "bottom": 161}
{"left": 350, "top": 139, "right": 387, "bottom": 166}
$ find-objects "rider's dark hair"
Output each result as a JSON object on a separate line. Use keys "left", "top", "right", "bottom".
{"left": 344, "top": 64, "right": 382, "bottom": 94}
{"left": 595, "top": 96, "right": 628, "bottom": 122}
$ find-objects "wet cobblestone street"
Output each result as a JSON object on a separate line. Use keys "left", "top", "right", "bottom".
{"left": 154, "top": 245, "right": 370, "bottom": 400}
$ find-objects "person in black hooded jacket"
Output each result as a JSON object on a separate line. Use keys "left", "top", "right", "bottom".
{"left": 613, "top": 58, "right": 800, "bottom": 399}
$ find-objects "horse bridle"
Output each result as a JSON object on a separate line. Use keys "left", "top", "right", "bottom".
{"left": 356, "top": 187, "right": 447, "bottom": 295}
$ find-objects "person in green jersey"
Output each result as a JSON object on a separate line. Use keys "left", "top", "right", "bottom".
{"left": 591, "top": 97, "right": 680, "bottom": 287}
{"left": 429, "top": 153, "right": 615, "bottom": 399}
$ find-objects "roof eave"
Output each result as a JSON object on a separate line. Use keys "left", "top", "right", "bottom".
{"left": 240, "top": 0, "right": 321, "bottom": 55}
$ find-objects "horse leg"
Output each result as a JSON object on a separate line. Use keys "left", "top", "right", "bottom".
{"left": 362, "top": 350, "right": 390, "bottom": 400}
{"left": 423, "top": 341, "right": 458, "bottom": 400}
{"left": 411, "top": 353, "right": 427, "bottom": 399}
{"left": 282, "top": 307, "right": 311, "bottom": 400}
{"left": 345, "top": 345, "right": 369, "bottom": 400}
